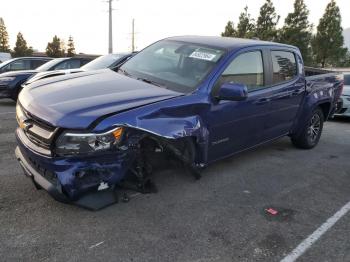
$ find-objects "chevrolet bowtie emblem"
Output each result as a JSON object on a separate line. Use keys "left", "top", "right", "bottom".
{"left": 19, "top": 120, "right": 33, "bottom": 131}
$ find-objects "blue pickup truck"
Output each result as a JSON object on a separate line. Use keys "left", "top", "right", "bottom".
{"left": 15, "top": 36, "right": 343, "bottom": 209}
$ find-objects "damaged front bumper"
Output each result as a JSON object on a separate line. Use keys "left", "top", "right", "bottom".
{"left": 15, "top": 129, "right": 135, "bottom": 210}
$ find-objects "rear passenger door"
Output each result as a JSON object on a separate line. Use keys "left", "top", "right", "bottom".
{"left": 262, "top": 50, "right": 305, "bottom": 140}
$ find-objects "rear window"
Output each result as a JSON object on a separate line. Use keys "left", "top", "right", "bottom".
{"left": 271, "top": 51, "right": 297, "bottom": 85}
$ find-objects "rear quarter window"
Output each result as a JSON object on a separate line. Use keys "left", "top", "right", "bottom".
{"left": 271, "top": 51, "right": 297, "bottom": 85}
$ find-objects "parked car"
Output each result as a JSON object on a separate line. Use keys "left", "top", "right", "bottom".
{"left": 15, "top": 36, "right": 343, "bottom": 210}
{"left": 23, "top": 53, "right": 135, "bottom": 86}
{"left": 0, "top": 57, "right": 51, "bottom": 74}
{"left": 335, "top": 73, "right": 350, "bottom": 117}
{"left": 0, "top": 57, "right": 92, "bottom": 100}
{"left": 0, "top": 52, "right": 11, "bottom": 63}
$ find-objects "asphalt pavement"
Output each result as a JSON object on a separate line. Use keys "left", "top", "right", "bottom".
{"left": 0, "top": 98, "right": 349, "bottom": 262}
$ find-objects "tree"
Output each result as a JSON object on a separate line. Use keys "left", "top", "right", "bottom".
{"left": 312, "top": 0, "right": 347, "bottom": 67}
{"left": 255, "top": 0, "right": 280, "bottom": 41}
{"left": 236, "top": 6, "right": 255, "bottom": 39}
{"left": 12, "top": 32, "right": 33, "bottom": 57}
{"left": 279, "top": 0, "right": 313, "bottom": 65}
{"left": 46, "top": 35, "right": 65, "bottom": 57}
{"left": 221, "top": 21, "right": 237, "bottom": 37}
{"left": 0, "top": 18, "right": 10, "bottom": 52}
{"left": 67, "top": 36, "right": 76, "bottom": 57}
{"left": 338, "top": 50, "right": 350, "bottom": 67}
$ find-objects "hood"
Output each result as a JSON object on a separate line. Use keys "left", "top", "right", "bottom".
{"left": 25, "top": 69, "right": 85, "bottom": 85}
{"left": 19, "top": 69, "right": 183, "bottom": 129}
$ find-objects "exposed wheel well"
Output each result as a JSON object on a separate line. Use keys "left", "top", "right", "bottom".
{"left": 318, "top": 102, "right": 331, "bottom": 120}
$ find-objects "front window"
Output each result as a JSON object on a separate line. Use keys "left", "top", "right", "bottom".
{"left": 216, "top": 51, "right": 264, "bottom": 92}
{"left": 8, "top": 59, "right": 31, "bottom": 71}
{"left": 120, "top": 40, "right": 225, "bottom": 93}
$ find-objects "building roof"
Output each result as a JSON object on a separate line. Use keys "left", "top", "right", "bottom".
{"left": 166, "top": 35, "right": 297, "bottom": 51}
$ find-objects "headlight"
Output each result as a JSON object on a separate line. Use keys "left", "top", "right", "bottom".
{"left": 0, "top": 76, "right": 16, "bottom": 83}
{"left": 16, "top": 103, "right": 27, "bottom": 127}
{"left": 55, "top": 127, "right": 123, "bottom": 156}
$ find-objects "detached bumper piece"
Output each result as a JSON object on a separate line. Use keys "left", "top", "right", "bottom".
{"left": 15, "top": 147, "right": 119, "bottom": 210}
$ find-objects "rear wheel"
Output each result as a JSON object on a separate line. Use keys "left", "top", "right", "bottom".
{"left": 291, "top": 107, "right": 324, "bottom": 149}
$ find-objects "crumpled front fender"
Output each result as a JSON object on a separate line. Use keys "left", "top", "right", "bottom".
{"left": 93, "top": 95, "right": 211, "bottom": 164}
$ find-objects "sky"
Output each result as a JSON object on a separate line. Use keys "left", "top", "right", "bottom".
{"left": 1, "top": 0, "right": 350, "bottom": 55}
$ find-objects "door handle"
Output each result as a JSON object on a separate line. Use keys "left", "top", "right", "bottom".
{"left": 255, "top": 98, "right": 271, "bottom": 104}
{"left": 291, "top": 89, "right": 303, "bottom": 96}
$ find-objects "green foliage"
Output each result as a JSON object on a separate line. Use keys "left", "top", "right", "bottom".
{"left": 255, "top": 0, "right": 280, "bottom": 41}
{"left": 337, "top": 50, "right": 350, "bottom": 67}
{"left": 12, "top": 32, "right": 33, "bottom": 57}
{"left": 46, "top": 35, "right": 65, "bottom": 57}
{"left": 67, "top": 36, "right": 76, "bottom": 57}
{"left": 236, "top": 6, "right": 255, "bottom": 38}
{"left": 221, "top": 21, "right": 237, "bottom": 37}
{"left": 279, "top": 0, "right": 313, "bottom": 65}
{"left": 312, "top": 0, "right": 347, "bottom": 67}
{"left": 0, "top": 18, "right": 10, "bottom": 52}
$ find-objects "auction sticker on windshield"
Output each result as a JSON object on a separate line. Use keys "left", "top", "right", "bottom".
{"left": 189, "top": 51, "right": 218, "bottom": 61}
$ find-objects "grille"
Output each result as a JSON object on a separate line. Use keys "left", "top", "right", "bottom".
{"left": 18, "top": 105, "right": 58, "bottom": 153}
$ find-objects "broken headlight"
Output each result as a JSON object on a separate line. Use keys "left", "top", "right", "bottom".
{"left": 55, "top": 127, "right": 123, "bottom": 156}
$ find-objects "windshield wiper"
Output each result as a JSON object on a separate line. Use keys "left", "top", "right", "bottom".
{"left": 117, "top": 68, "right": 132, "bottom": 77}
{"left": 137, "top": 77, "right": 166, "bottom": 88}
{"left": 118, "top": 68, "right": 166, "bottom": 88}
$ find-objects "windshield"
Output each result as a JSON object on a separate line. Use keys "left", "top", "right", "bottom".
{"left": 344, "top": 74, "right": 350, "bottom": 85}
{"left": 82, "top": 54, "right": 125, "bottom": 70}
{"left": 120, "top": 40, "right": 225, "bottom": 93}
{"left": 36, "top": 58, "right": 67, "bottom": 72}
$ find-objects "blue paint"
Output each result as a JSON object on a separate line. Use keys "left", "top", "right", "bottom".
{"left": 15, "top": 36, "right": 344, "bottom": 204}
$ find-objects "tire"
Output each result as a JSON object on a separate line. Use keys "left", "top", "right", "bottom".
{"left": 291, "top": 107, "right": 324, "bottom": 149}
{"left": 11, "top": 88, "right": 21, "bottom": 101}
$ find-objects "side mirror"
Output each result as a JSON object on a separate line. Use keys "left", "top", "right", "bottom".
{"left": 216, "top": 83, "right": 248, "bottom": 101}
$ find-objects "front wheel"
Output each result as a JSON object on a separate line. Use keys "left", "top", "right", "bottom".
{"left": 291, "top": 107, "right": 324, "bottom": 149}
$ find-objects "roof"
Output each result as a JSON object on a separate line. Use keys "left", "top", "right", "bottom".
{"left": 166, "top": 35, "right": 297, "bottom": 51}
{"left": 13, "top": 56, "right": 51, "bottom": 60}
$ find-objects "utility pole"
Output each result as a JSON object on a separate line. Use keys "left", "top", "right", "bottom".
{"left": 108, "top": 0, "right": 113, "bottom": 54}
{"left": 131, "top": 18, "right": 135, "bottom": 52}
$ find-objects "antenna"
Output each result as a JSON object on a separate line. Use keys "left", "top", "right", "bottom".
{"left": 108, "top": 0, "right": 113, "bottom": 54}
{"left": 131, "top": 18, "right": 135, "bottom": 52}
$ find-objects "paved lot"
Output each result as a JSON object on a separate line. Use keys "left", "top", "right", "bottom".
{"left": 0, "top": 98, "right": 349, "bottom": 262}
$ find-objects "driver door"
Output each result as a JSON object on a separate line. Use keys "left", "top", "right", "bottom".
{"left": 207, "top": 49, "right": 272, "bottom": 161}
